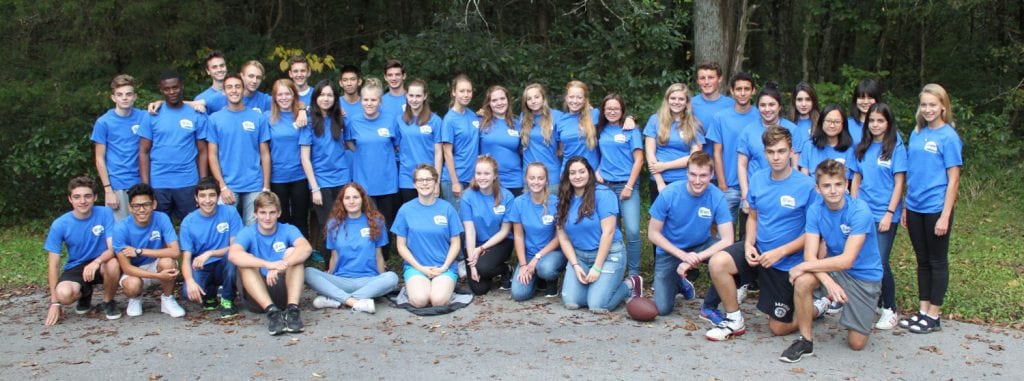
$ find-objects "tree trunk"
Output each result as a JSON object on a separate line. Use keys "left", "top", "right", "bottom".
{"left": 694, "top": 0, "right": 732, "bottom": 83}
{"left": 731, "top": 0, "right": 757, "bottom": 76}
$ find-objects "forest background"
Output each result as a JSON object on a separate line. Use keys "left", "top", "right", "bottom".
{"left": 0, "top": 0, "right": 1021, "bottom": 324}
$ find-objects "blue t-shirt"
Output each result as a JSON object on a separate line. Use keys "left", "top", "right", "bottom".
{"left": 692, "top": 95, "right": 735, "bottom": 153}
{"left": 746, "top": 169, "right": 817, "bottom": 271}
{"left": 737, "top": 119, "right": 802, "bottom": 178}
{"left": 325, "top": 215, "right": 388, "bottom": 278}
{"left": 139, "top": 105, "right": 207, "bottom": 189}
{"left": 196, "top": 87, "right": 227, "bottom": 114}
{"left": 346, "top": 113, "right": 398, "bottom": 196}
{"left": 905, "top": 124, "right": 963, "bottom": 213}
{"left": 395, "top": 113, "right": 443, "bottom": 189}
{"left": 380, "top": 92, "right": 406, "bottom": 121}
{"left": 479, "top": 118, "right": 524, "bottom": 188}
{"left": 439, "top": 107, "right": 481, "bottom": 183}
{"left": 805, "top": 196, "right": 882, "bottom": 282}
{"left": 846, "top": 117, "right": 865, "bottom": 146}
{"left": 850, "top": 142, "right": 908, "bottom": 223}
{"left": 506, "top": 193, "right": 558, "bottom": 260}
{"left": 91, "top": 108, "right": 143, "bottom": 190}
{"left": 798, "top": 143, "right": 855, "bottom": 179}
{"left": 243, "top": 91, "right": 272, "bottom": 114}
{"left": 642, "top": 115, "right": 707, "bottom": 182}
{"left": 112, "top": 211, "right": 179, "bottom": 267}
{"left": 339, "top": 97, "right": 362, "bottom": 120}
{"left": 597, "top": 123, "right": 642, "bottom": 182}
{"left": 460, "top": 188, "right": 515, "bottom": 245}
{"left": 207, "top": 107, "right": 271, "bottom": 192}
{"left": 269, "top": 112, "right": 307, "bottom": 183}
{"left": 793, "top": 118, "right": 814, "bottom": 154}
{"left": 299, "top": 118, "right": 350, "bottom": 188}
{"left": 180, "top": 205, "right": 243, "bottom": 265}
{"left": 705, "top": 107, "right": 760, "bottom": 188}
{"left": 234, "top": 223, "right": 305, "bottom": 275}
{"left": 648, "top": 182, "right": 732, "bottom": 255}
{"left": 296, "top": 87, "right": 313, "bottom": 110}
{"left": 560, "top": 185, "right": 622, "bottom": 251}
{"left": 44, "top": 207, "right": 115, "bottom": 270}
{"left": 391, "top": 199, "right": 464, "bottom": 268}
{"left": 556, "top": 109, "right": 601, "bottom": 172}
{"left": 520, "top": 112, "right": 561, "bottom": 185}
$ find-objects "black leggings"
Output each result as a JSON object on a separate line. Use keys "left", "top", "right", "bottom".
{"left": 467, "top": 239, "right": 513, "bottom": 295}
{"left": 905, "top": 209, "right": 953, "bottom": 306}
{"left": 371, "top": 193, "right": 402, "bottom": 261}
{"left": 271, "top": 180, "right": 311, "bottom": 238}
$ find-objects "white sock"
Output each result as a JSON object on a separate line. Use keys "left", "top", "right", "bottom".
{"left": 726, "top": 310, "right": 742, "bottom": 321}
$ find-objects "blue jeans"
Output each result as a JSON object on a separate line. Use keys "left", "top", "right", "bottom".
{"left": 511, "top": 251, "right": 566, "bottom": 301}
{"left": 722, "top": 187, "right": 743, "bottom": 242}
{"left": 220, "top": 190, "right": 258, "bottom": 226}
{"left": 605, "top": 181, "right": 641, "bottom": 276}
{"left": 441, "top": 180, "right": 469, "bottom": 263}
{"left": 182, "top": 259, "right": 236, "bottom": 301}
{"left": 304, "top": 268, "right": 399, "bottom": 302}
{"left": 876, "top": 222, "right": 899, "bottom": 309}
{"left": 653, "top": 239, "right": 715, "bottom": 315}
{"left": 562, "top": 242, "right": 630, "bottom": 312}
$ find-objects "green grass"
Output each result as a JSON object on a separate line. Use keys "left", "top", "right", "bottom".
{"left": 3, "top": 165, "right": 1022, "bottom": 325}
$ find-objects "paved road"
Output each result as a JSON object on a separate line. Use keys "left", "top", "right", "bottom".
{"left": 1, "top": 288, "right": 1020, "bottom": 380}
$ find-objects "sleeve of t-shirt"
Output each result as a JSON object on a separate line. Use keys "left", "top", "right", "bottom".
{"left": 596, "top": 188, "right": 619, "bottom": 219}
{"left": 195, "top": 113, "right": 209, "bottom": 141}
{"left": 390, "top": 207, "right": 409, "bottom": 237}
{"left": 284, "top": 224, "right": 303, "bottom": 246}
{"left": 235, "top": 228, "right": 254, "bottom": 253}
{"left": 706, "top": 114, "right": 722, "bottom": 143}
{"left": 393, "top": 119, "right": 404, "bottom": 147}
{"left": 736, "top": 130, "right": 751, "bottom": 156}
{"left": 112, "top": 223, "right": 128, "bottom": 253}
{"left": 157, "top": 213, "right": 179, "bottom": 244}
{"left": 431, "top": 115, "right": 444, "bottom": 144}
{"left": 506, "top": 198, "right": 522, "bottom": 224}
{"left": 258, "top": 114, "right": 272, "bottom": 143}
{"left": 43, "top": 218, "right": 66, "bottom": 254}
{"left": 91, "top": 117, "right": 107, "bottom": 145}
{"left": 298, "top": 126, "right": 312, "bottom": 145}
{"left": 447, "top": 205, "right": 465, "bottom": 237}
{"left": 205, "top": 117, "right": 220, "bottom": 144}
{"left": 641, "top": 115, "right": 658, "bottom": 138}
{"left": 694, "top": 130, "right": 707, "bottom": 146}
{"left": 942, "top": 132, "right": 964, "bottom": 168}
{"left": 892, "top": 144, "right": 908, "bottom": 173}
{"left": 805, "top": 203, "right": 821, "bottom": 235}
{"left": 848, "top": 153, "right": 861, "bottom": 174}
{"left": 798, "top": 149, "right": 811, "bottom": 169}
{"left": 629, "top": 129, "right": 643, "bottom": 151}
{"left": 228, "top": 209, "right": 243, "bottom": 238}
{"left": 746, "top": 177, "right": 759, "bottom": 211}
{"left": 374, "top": 217, "right": 390, "bottom": 247}
{"left": 648, "top": 190, "right": 669, "bottom": 222}
{"left": 850, "top": 204, "right": 874, "bottom": 235}
{"left": 138, "top": 114, "right": 154, "bottom": 140}
{"left": 459, "top": 194, "right": 475, "bottom": 222}
{"left": 179, "top": 220, "right": 195, "bottom": 253}
{"left": 439, "top": 115, "right": 454, "bottom": 144}
{"left": 343, "top": 116, "right": 354, "bottom": 143}
{"left": 712, "top": 192, "right": 733, "bottom": 224}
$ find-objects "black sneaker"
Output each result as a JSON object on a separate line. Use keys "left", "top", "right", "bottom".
{"left": 284, "top": 305, "right": 303, "bottom": 333}
{"left": 544, "top": 279, "right": 559, "bottom": 298}
{"left": 536, "top": 278, "right": 548, "bottom": 291}
{"left": 779, "top": 337, "right": 814, "bottom": 363}
{"left": 103, "top": 300, "right": 122, "bottom": 320}
{"left": 219, "top": 298, "right": 238, "bottom": 319}
{"left": 266, "top": 306, "right": 285, "bottom": 336}
{"left": 202, "top": 297, "right": 219, "bottom": 311}
{"left": 75, "top": 286, "right": 94, "bottom": 314}
{"left": 499, "top": 265, "right": 513, "bottom": 290}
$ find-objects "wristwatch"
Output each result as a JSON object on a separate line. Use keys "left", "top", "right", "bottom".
{"left": 135, "top": 247, "right": 143, "bottom": 257}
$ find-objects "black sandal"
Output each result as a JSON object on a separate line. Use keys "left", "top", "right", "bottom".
{"left": 908, "top": 314, "right": 942, "bottom": 334}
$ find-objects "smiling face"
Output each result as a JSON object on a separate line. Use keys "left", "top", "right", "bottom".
{"left": 856, "top": 95, "right": 877, "bottom": 115}
{"left": 474, "top": 161, "right": 496, "bottom": 190}
{"left": 360, "top": 87, "right": 381, "bottom": 117}
{"left": 406, "top": 84, "right": 425, "bottom": 111}
{"left": 255, "top": 204, "right": 280, "bottom": 232}
{"left": 206, "top": 57, "right": 227, "bottom": 82}
{"left": 385, "top": 67, "right": 405, "bottom": 91}
{"left": 241, "top": 65, "right": 263, "bottom": 93}
{"left": 867, "top": 111, "right": 888, "bottom": 141}
{"left": 525, "top": 165, "right": 548, "bottom": 194}
{"left": 525, "top": 88, "right": 545, "bottom": 114}
{"left": 68, "top": 186, "right": 96, "bottom": 217}
{"left": 129, "top": 194, "right": 155, "bottom": 226}
{"left": 687, "top": 162, "right": 712, "bottom": 196}
{"left": 413, "top": 168, "right": 437, "bottom": 198}
{"left": 603, "top": 99, "right": 623, "bottom": 124}
{"left": 488, "top": 88, "right": 509, "bottom": 117}
{"left": 223, "top": 77, "right": 244, "bottom": 106}
{"left": 822, "top": 109, "right": 844, "bottom": 139}
{"left": 195, "top": 188, "right": 218, "bottom": 216}
{"left": 567, "top": 162, "right": 589, "bottom": 191}
{"left": 565, "top": 86, "right": 585, "bottom": 113}
{"left": 794, "top": 90, "right": 813, "bottom": 117}
{"left": 918, "top": 93, "right": 944, "bottom": 124}
{"left": 274, "top": 84, "right": 295, "bottom": 111}
{"left": 758, "top": 95, "right": 781, "bottom": 124}
{"left": 342, "top": 186, "right": 363, "bottom": 216}
{"left": 696, "top": 69, "right": 722, "bottom": 97}
{"left": 668, "top": 90, "right": 688, "bottom": 115}
{"left": 288, "top": 62, "right": 309, "bottom": 88}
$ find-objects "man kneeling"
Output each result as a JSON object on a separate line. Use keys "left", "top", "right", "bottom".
{"left": 229, "top": 192, "right": 311, "bottom": 335}
{"left": 780, "top": 160, "right": 883, "bottom": 362}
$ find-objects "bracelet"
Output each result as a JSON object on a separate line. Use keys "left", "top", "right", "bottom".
{"left": 571, "top": 263, "right": 579, "bottom": 268}
{"left": 624, "top": 184, "right": 633, "bottom": 190}
{"left": 886, "top": 209, "right": 895, "bottom": 214}
{"left": 102, "top": 184, "right": 112, "bottom": 188}
{"left": 220, "top": 186, "right": 228, "bottom": 191}
{"left": 311, "top": 187, "right": 320, "bottom": 193}
{"left": 591, "top": 265, "right": 602, "bottom": 273}
{"left": 50, "top": 303, "right": 61, "bottom": 308}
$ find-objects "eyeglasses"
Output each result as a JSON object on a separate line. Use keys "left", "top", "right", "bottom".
{"left": 823, "top": 119, "right": 843, "bottom": 126}
{"left": 129, "top": 202, "right": 153, "bottom": 211}
{"left": 414, "top": 178, "right": 436, "bottom": 184}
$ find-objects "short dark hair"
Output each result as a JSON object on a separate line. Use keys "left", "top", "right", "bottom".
{"left": 730, "top": 72, "right": 754, "bottom": 89}
{"left": 385, "top": 59, "right": 404, "bottom": 73}
{"left": 67, "top": 177, "right": 96, "bottom": 196}
{"left": 159, "top": 70, "right": 181, "bottom": 83}
{"left": 204, "top": 50, "right": 224, "bottom": 66}
{"left": 696, "top": 61, "right": 722, "bottom": 76}
{"left": 223, "top": 72, "right": 243, "bottom": 85}
{"left": 195, "top": 176, "right": 220, "bottom": 196}
{"left": 340, "top": 64, "right": 360, "bottom": 76}
{"left": 127, "top": 182, "right": 155, "bottom": 202}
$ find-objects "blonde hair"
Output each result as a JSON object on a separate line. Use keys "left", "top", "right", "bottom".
{"left": 520, "top": 83, "right": 554, "bottom": 147}
{"left": 524, "top": 162, "right": 550, "bottom": 215}
{"left": 361, "top": 77, "right": 384, "bottom": 99}
{"left": 655, "top": 83, "right": 701, "bottom": 146}
{"left": 469, "top": 155, "right": 504, "bottom": 207}
{"left": 915, "top": 83, "right": 955, "bottom": 131}
{"left": 565, "top": 80, "right": 597, "bottom": 150}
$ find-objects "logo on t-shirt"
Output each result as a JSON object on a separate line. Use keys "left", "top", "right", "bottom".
{"left": 242, "top": 121, "right": 256, "bottom": 132}
{"left": 835, "top": 157, "right": 846, "bottom": 165}
{"left": 493, "top": 205, "right": 506, "bottom": 215}
{"left": 420, "top": 125, "right": 433, "bottom": 134}
{"left": 216, "top": 222, "right": 230, "bottom": 233}
{"left": 779, "top": 195, "right": 797, "bottom": 209}
{"left": 131, "top": 124, "right": 140, "bottom": 135}
{"left": 91, "top": 225, "right": 104, "bottom": 236}
{"left": 924, "top": 141, "right": 939, "bottom": 154}
{"left": 542, "top": 215, "right": 555, "bottom": 225}
{"left": 613, "top": 133, "right": 626, "bottom": 144}
{"left": 840, "top": 224, "right": 852, "bottom": 236}
{"left": 377, "top": 128, "right": 390, "bottom": 137}
{"left": 433, "top": 215, "right": 448, "bottom": 225}
{"left": 698, "top": 207, "right": 712, "bottom": 219}
{"left": 507, "top": 129, "right": 520, "bottom": 137}
{"left": 149, "top": 230, "right": 161, "bottom": 242}
{"left": 179, "top": 119, "right": 194, "bottom": 130}
{"left": 678, "top": 130, "right": 685, "bottom": 140}
{"left": 877, "top": 158, "right": 892, "bottom": 168}
{"left": 272, "top": 241, "right": 287, "bottom": 253}
{"left": 472, "top": 121, "right": 480, "bottom": 129}
{"left": 360, "top": 227, "right": 370, "bottom": 238}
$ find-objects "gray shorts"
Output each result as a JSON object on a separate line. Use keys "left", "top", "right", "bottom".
{"left": 832, "top": 271, "right": 881, "bottom": 336}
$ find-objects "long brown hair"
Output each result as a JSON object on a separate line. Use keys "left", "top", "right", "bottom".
{"left": 402, "top": 79, "right": 432, "bottom": 126}
{"left": 327, "top": 182, "right": 384, "bottom": 242}
{"left": 479, "top": 85, "right": 514, "bottom": 133}
{"left": 556, "top": 156, "right": 596, "bottom": 228}
{"left": 469, "top": 155, "right": 504, "bottom": 207}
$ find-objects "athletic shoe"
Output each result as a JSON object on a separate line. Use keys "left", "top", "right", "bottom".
{"left": 705, "top": 317, "right": 746, "bottom": 341}
{"left": 536, "top": 278, "right": 548, "bottom": 292}
{"left": 779, "top": 337, "right": 814, "bottom": 363}
{"left": 352, "top": 299, "right": 376, "bottom": 314}
{"left": 284, "top": 305, "right": 303, "bottom": 333}
{"left": 875, "top": 308, "right": 898, "bottom": 330}
{"left": 202, "top": 297, "right": 218, "bottom": 311}
{"left": 103, "top": 300, "right": 121, "bottom": 320}
{"left": 678, "top": 276, "right": 695, "bottom": 300}
{"left": 75, "top": 294, "right": 93, "bottom": 315}
{"left": 628, "top": 274, "right": 643, "bottom": 300}
{"left": 736, "top": 284, "right": 748, "bottom": 303}
{"left": 219, "top": 298, "right": 238, "bottom": 319}
{"left": 898, "top": 312, "right": 924, "bottom": 329}
{"left": 544, "top": 279, "right": 559, "bottom": 298}
{"left": 160, "top": 294, "right": 185, "bottom": 318}
{"left": 499, "top": 265, "right": 513, "bottom": 290}
{"left": 313, "top": 295, "right": 342, "bottom": 309}
{"left": 826, "top": 300, "right": 844, "bottom": 315}
{"left": 457, "top": 261, "right": 467, "bottom": 278}
{"left": 699, "top": 307, "right": 725, "bottom": 326}
{"left": 126, "top": 297, "right": 143, "bottom": 317}
{"left": 909, "top": 315, "right": 941, "bottom": 334}
{"left": 266, "top": 306, "right": 285, "bottom": 336}
{"left": 813, "top": 297, "right": 830, "bottom": 320}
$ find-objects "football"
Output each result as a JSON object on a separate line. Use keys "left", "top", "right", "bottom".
{"left": 626, "top": 298, "right": 658, "bottom": 322}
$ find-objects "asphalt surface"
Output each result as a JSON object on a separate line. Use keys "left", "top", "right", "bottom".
{"left": 1, "top": 286, "right": 1021, "bottom": 380}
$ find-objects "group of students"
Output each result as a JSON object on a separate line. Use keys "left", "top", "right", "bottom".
{"left": 46, "top": 54, "right": 962, "bottom": 361}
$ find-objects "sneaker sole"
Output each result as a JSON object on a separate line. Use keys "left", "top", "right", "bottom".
{"left": 105, "top": 312, "right": 122, "bottom": 320}
{"left": 75, "top": 308, "right": 91, "bottom": 315}
{"left": 699, "top": 315, "right": 722, "bottom": 325}
{"left": 269, "top": 329, "right": 285, "bottom": 336}
{"left": 220, "top": 312, "right": 239, "bottom": 319}
{"left": 779, "top": 352, "right": 814, "bottom": 363}
{"left": 705, "top": 328, "right": 746, "bottom": 341}
{"left": 284, "top": 327, "right": 304, "bottom": 333}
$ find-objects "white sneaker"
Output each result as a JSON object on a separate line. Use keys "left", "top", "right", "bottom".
{"left": 313, "top": 296, "right": 342, "bottom": 309}
{"left": 126, "top": 297, "right": 143, "bottom": 317}
{"left": 160, "top": 294, "right": 185, "bottom": 318}
{"left": 875, "top": 308, "right": 898, "bottom": 330}
{"left": 736, "top": 284, "right": 748, "bottom": 303}
{"left": 706, "top": 316, "right": 746, "bottom": 341}
{"left": 813, "top": 296, "right": 830, "bottom": 319}
{"left": 352, "top": 299, "right": 376, "bottom": 314}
